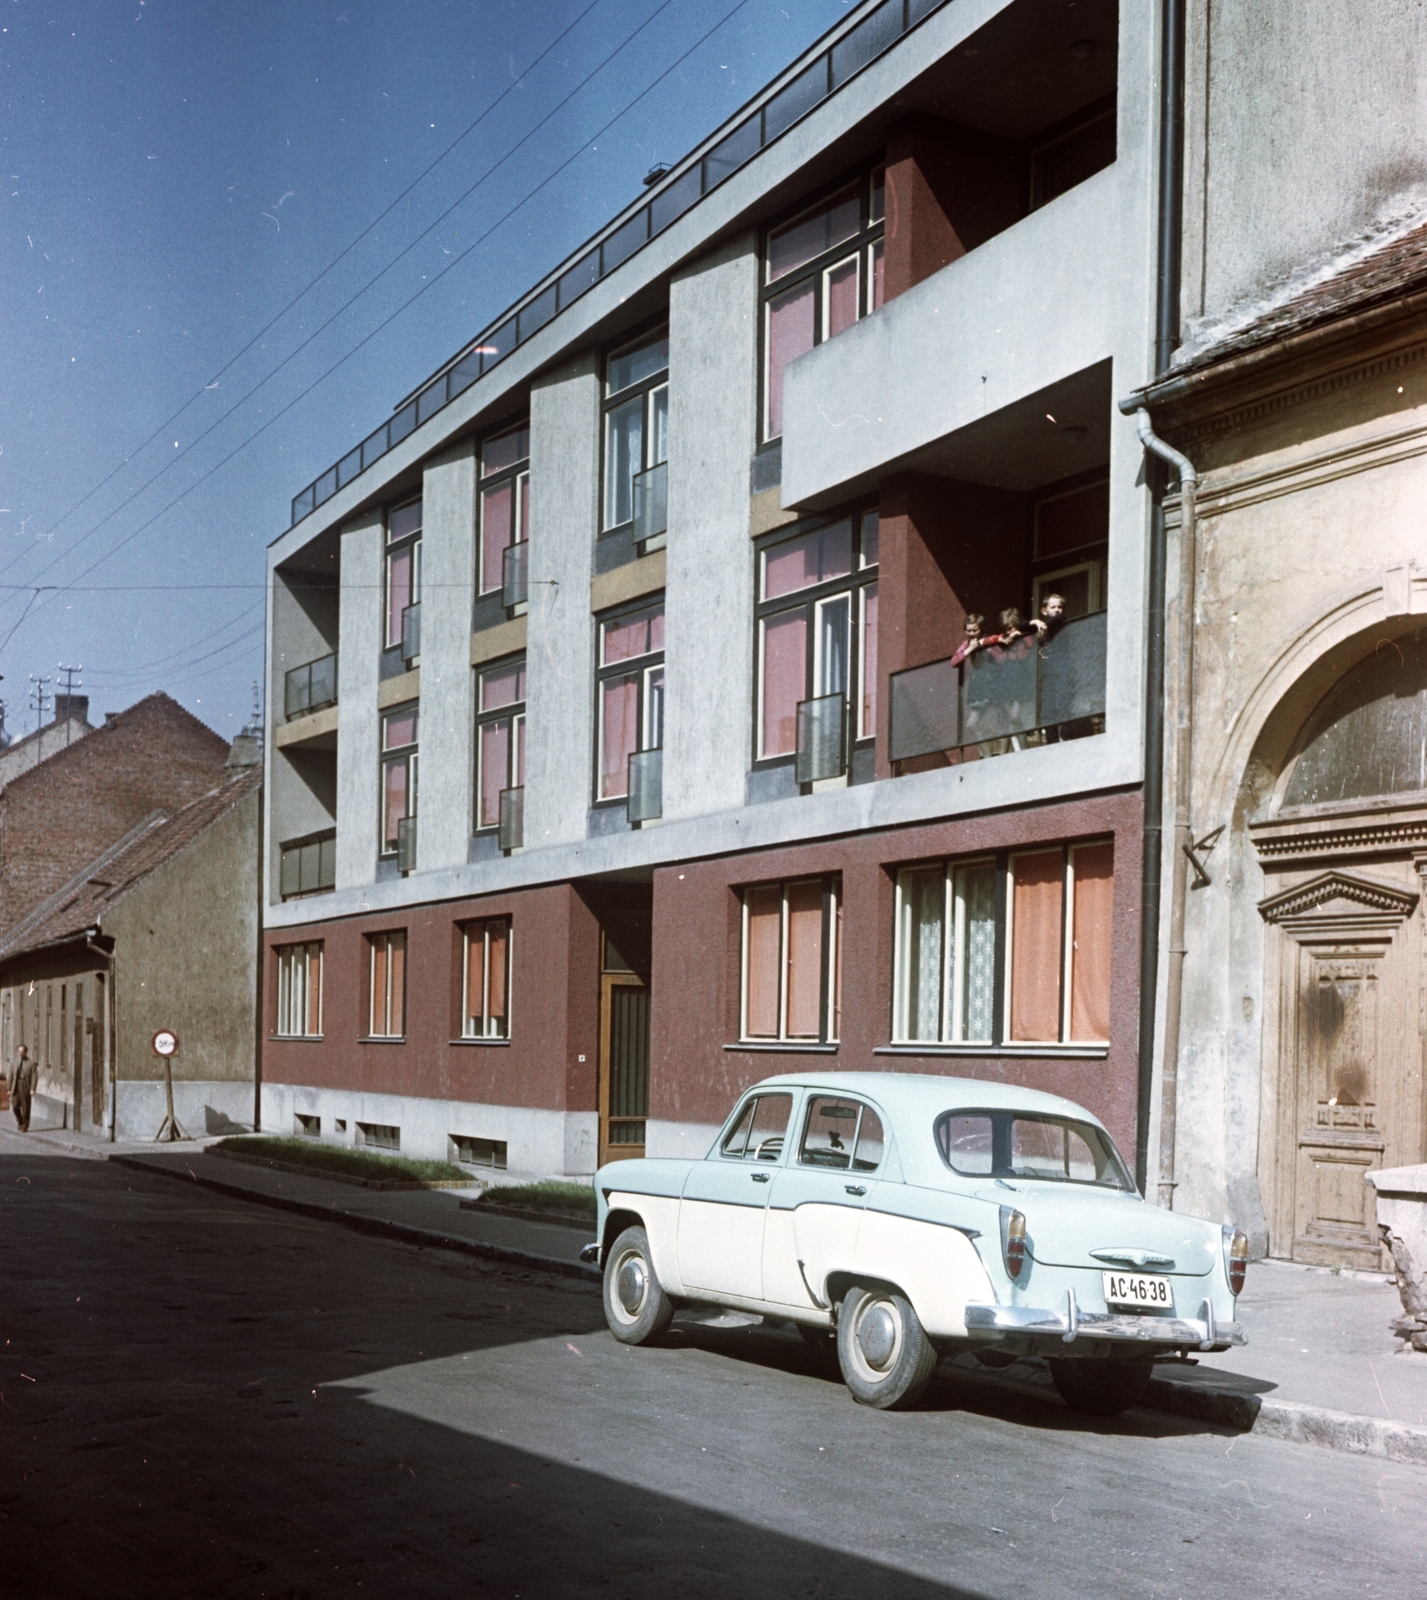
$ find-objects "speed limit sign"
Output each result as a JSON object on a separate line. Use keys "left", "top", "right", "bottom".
{"left": 152, "top": 1029, "right": 179, "bottom": 1058}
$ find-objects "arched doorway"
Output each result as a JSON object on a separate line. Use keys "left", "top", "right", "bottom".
{"left": 1250, "top": 629, "right": 1427, "bottom": 1269}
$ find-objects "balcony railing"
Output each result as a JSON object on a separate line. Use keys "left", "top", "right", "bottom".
{"left": 502, "top": 540, "right": 529, "bottom": 609}
{"left": 888, "top": 610, "right": 1107, "bottom": 764}
{"left": 498, "top": 786, "right": 524, "bottom": 852}
{"left": 279, "top": 832, "right": 336, "bottom": 899}
{"left": 633, "top": 462, "right": 668, "bottom": 548}
{"left": 284, "top": 651, "right": 338, "bottom": 721}
{"left": 795, "top": 692, "right": 847, "bottom": 784}
{"left": 396, "top": 815, "right": 417, "bottom": 874}
{"left": 400, "top": 602, "right": 421, "bottom": 665}
{"left": 627, "top": 748, "right": 663, "bottom": 823}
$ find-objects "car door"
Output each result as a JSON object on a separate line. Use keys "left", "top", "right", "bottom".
{"left": 677, "top": 1091, "right": 794, "bottom": 1301}
{"left": 762, "top": 1095, "right": 887, "bottom": 1311}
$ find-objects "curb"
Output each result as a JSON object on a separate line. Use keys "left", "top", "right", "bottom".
{"left": 109, "top": 1154, "right": 601, "bottom": 1285}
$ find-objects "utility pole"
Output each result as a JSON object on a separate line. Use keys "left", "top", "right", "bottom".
{"left": 57, "top": 663, "right": 82, "bottom": 746}
{"left": 28, "top": 673, "right": 51, "bottom": 733}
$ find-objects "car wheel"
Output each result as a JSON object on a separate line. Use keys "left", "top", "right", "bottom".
{"left": 602, "top": 1225, "right": 675, "bottom": 1346}
{"left": 836, "top": 1284, "right": 937, "bottom": 1410}
{"left": 1047, "top": 1357, "right": 1154, "bottom": 1417}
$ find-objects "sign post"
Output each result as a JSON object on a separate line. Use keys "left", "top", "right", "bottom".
{"left": 152, "top": 1029, "right": 186, "bottom": 1142}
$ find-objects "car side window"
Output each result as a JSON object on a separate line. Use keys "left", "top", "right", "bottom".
{"left": 800, "top": 1096, "right": 884, "bottom": 1172}
{"left": 721, "top": 1092, "right": 793, "bottom": 1161}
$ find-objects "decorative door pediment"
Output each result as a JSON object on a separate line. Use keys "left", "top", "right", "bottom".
{"left": 1257, "top": 868, "right": 1419, "bottom": 940}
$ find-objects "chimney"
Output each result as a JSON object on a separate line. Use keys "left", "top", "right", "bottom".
{"left": 226, "top": 727, "right": 263, "bottom": 770}
{"left": 54, "top": 693, "right": 89, "bottom": 726}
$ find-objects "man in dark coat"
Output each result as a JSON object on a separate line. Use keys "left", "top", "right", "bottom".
{"left": 9, "top": 1045, "right": 36, "bottom": 1132}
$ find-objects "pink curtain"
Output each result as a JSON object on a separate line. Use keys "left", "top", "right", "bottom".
{"left": 1010, "top": 851, "right": 1064, "bottom": 1041}
{"left": 861, "top": 584, "right": 878, "bottom": 738}
{"left": 766, "top": 279, "right": 815, "bottom": 437}
{"left": 761, "top": 609, "right": 806, "bottom": 757}
{"left": 385, "top": 546, "right": 411, "bottom": 647}
{"left": 785, "top": 880, "right": 825, "bottom": 1038}
{"left": 480, "top": 662, "right": 524, "bottom": 712}
{"left": 745, "top": 886, "right": 782, "bottom": 1037}
{"left": 518, "top": 473, "right": 530, "bottom": 544}
{"left": 383, "top": 707, "right": 418, "bottom": 750}
{"left": 1070, "top": 842, "right": 1114, "bottom": 1040}
{"left": 388, "top": 934, "right": 405, "bottom": 1037}
{"left": 306, "top": 948, "right": 322, "bottom": 1036}
{"left": 825, "top": 256, "right": 860, "bottom": 337}
{"left": 478, "top": 720, "right": 509, "bottom": 828}
{"left": 481, "top": 481, "right": 512, "bottom": 594}
{"left": 600, "top": 675, "right": 638, "bottom": 798}
{"left": 370, "top": 938, "right": 388, "bottom": 1035}
{"left": 767, "top": 187, "right": 860, "bottom": 281}
{"left": 465, "top": 927, "right": 485, "bottom": 1030}
{"left": 382, "top": 760, "right": 408, "bottom": 848}
{"left": 487, "top": 923, "right": 508, "bottom": 1030}
{"left": 602, "top": 605, "right": 664, "bottom": 664}
{"left": 870, "top": 239, "right": 885, "bottom": 310}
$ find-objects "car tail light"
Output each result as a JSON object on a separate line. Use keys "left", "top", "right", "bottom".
{"left": 1223, "top": 1225, "right": 1248, "bottom": 1296}
{"left": 1000, "top": 1207, "right": 1027, "bottom": 1281}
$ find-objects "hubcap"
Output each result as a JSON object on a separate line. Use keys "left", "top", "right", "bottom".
{"left": 857, "top": 1302, "right": 898, "bottom": 1371}
{"left": 616, "top": 1254, "right": 647, "bottom": 1316}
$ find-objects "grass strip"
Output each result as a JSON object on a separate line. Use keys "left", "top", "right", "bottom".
{"left": 211, "top": 1135, "right": 467, "bottom": 1184}
{"left": 473, "top": 1180, "right": 596, "bottom": 1219}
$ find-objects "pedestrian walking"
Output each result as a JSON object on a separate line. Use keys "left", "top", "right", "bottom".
{"left": 9, "top": 1044, "right": 36, "bottom": 1132}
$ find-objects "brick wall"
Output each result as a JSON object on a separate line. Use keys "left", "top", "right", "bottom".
{"left": 0, "top": 694, "right": 231, "bottom": 935}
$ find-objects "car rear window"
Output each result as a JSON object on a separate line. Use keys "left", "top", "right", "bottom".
{"left": 935, "top": 1109, "right": 1133, "bottom": 1191}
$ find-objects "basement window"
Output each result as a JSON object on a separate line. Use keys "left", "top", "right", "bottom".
{"left": 453, "top": 1135, "right": 508, "bottom": 1170}
{"left": 356, "top": 1121, "right": 400, "bottom": 1152}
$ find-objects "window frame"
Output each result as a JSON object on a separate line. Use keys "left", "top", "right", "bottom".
{"left": 384, "top": 498, "right": 423, "bottom": 651}
{"left": 601, "top": 325, "right": 669, "bottom": 535}
{"left": 890, "top": 841, "right": 1114, "bottom": 1051}
{"left": 274, "top": 942, "right": 323, "bottom": 1038}
{"left": 594, "top": 595, "right": 665, "bottom": 805}
{"left": 366, "top": 929, "right": 407, "bottom": 1040}
{"left": 753, "top": 509, "right": 879, "bottom": 767}
{"left": 474, "top": 656, "right": 526, "bottom": 833}
{"left": 738, "top": 874, "right": 842, "bottom": 1045}
{"left": 461, "top": 917, "right": 512, "bottom": 1040}
{"left": 478, "top": 419, "right": 530, "bottom": 601}
{"left": 760, "top": 168, "right": 885, "bottom": 443}
{"left": 379, "top": 701, "right": 419, "bottom": 858}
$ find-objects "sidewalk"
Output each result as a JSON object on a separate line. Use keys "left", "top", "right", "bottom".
{"left": 9, "top": 1122, "right": 1427, "bottom": 1459}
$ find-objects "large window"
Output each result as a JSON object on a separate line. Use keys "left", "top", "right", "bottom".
{"left": 380, "top": 703, "right": 418, "bottom": 856}
{"left": 603, "top": 329, "right": 668, "bottom": 531}
{"left": 462, "top": 918, "right": 511, "bottom": 1039}
{"left": 368, "top": 930, "right": 406, "bottom": 1039}
{"left": 893, "top": 841, "right": 1114, "bottom": 1047}
{"left": 385, "top": 499, "right": 422, "bottom": 650}
{"left": 596, "top": 599, "right": 664, "bottom": 802}
{"left": 740, "top": 875, "right": 842, "bottom": 1044}
{"left": 479, "top": 422, "right": 529, "bottom": 598}
{"left": 475, "top": 658, "right": 525, "bottom": 831}
{"left": 756, "top": 511, "right": 878, "bottom": 763}
{"left": 275, "top": 943, "right": 323, "bottom": 1038}
{"left": 762, "top": 171, "right": 884, "bottom": 442}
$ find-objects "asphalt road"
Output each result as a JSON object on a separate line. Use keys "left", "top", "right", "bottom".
{"left": 2, "top": 1145, "right": 1424, "bottom": 1600}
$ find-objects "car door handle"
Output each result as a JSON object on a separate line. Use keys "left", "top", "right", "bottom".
{"left": 844, "top": 1185, "right": 866, "bottom": 1196}
{"left": 751, "top": 1172, "right": 771, "bottom": 1183}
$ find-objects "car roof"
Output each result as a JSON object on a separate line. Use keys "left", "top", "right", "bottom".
{"left": 746, "top": 1071, "right": 1109, "bottom": 1133}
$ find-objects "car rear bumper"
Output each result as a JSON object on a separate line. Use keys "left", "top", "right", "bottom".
{"left": 965, "top": 1294, "right": 1244, "bottom": 1351}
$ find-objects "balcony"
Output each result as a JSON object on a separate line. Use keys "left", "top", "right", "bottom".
{"left": 401, "top": 602, "right": 421, "bottom": 665}
{"left": 795, "top": 693, "right": 847, "bottom": 784}
{"left": 627, "top": 748, "right": 663, "bottom": 823}
{"left": 632, "top": 462, "right": 668, "bottom": 550}
{"left": 502, "top": 540, "right": 529, "bottom": 609}
{"left": 279, "top": 832, "right": 336, "bottom": 900}
{"left": 284, "top": 652, "right": 338, "bottom": 721}
{"left": 888, "top": 611, "right": 1106, "bottom": 764}
{"left": 498, "top": 786, "right": 524, "bottom": 852}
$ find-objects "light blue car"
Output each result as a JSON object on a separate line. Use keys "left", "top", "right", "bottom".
{"left": 588, "top": 1072, "right": 1248, "bottom": 1414}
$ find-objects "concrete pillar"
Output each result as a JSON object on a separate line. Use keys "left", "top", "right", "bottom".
{"left": 335, "top": 510, "right": 383, "bottom": 889}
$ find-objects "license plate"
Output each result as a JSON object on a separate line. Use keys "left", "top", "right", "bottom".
{"left": 1101, "top": 1270, "right": 1173, "bottom": 1311}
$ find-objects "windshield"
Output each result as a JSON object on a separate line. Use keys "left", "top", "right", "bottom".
{"left": 935, "top": 1109, "right": 1134, "bottom": 1191}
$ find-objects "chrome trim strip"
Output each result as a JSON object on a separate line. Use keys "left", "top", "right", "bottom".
{"left": 964, "top": 1302, "right": 1245, "bottom": 1348}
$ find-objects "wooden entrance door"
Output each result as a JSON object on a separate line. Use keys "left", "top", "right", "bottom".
{"left": 1260, "top": 868, "right": 1424, "bottom": 1269}
{"left": 599, "top": 973, "right": 649, "bottom": 1164}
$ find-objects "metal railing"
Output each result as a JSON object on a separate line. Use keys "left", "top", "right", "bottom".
{"left": 888, "top": 611, "right": 1108, "bottom": 763}
{"left": 400, "top": 602, "right": 421, "bottom": 665}
{"left": 633, "top": 462, "right": 668, "bottom": 547}
{"left": 289, "top": 0, "right": 953, "bottom": 528}
{"left": 498, "top": 786, "right": 524, "bottom": 852}
{"left": 279, "top": 833, "right": 336, "bottom": 899}
{"left": 396, "top": 815, "right": 417, "bottom": 874}
{"left": 796, "top": 692, "right": 847, "bottom": 784}
{"left": 627, "top": 748, "right": 663, "bottom": 823}
{"left": 502, "top": 540, "right": 529, "bottom": 609}
{"left": 283, "top": 651, "right": 337, "bottom": 721}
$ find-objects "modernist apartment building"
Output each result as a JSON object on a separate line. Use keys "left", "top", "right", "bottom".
{"left": 262, "top": 0, "right": 1161, "bottom": 1180}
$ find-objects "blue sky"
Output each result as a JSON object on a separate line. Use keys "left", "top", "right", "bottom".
{"left": 0, "top": 0, "right": 853, "bottom": 738}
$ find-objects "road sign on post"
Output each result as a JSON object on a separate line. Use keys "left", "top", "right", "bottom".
{"left": 152, "top": 1029, "right": 187, "bottom": 1142}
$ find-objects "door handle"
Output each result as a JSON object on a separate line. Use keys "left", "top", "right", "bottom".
{"left": 844, "top": 1184, "right": 866, "bottom": 1196}
{"left": 751, "top": 1172, "right": 771, "bottom": 1183}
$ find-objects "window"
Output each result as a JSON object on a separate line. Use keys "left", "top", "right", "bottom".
{"left": 719, "top": 1092, "right": 794, "bottom": 1161}
{"left": 603, "top": 329, "right": 668, "bottom": 531}
{"left": 462, "top": 918, "right": 511, "bottom": 1039}
{"left": 740, "top": 876, "right": 842, "bottom": 1043}
{"left": 893, "top": 841, "right": 1114, "bottom": 1047}
{"left": 479, "top": 422, "right": 530, "bottom": 597}
{"left": 275, "top": 943, "right": 323, "bottom": 1037}
{"left": 380, "top": 703, "right": 418, "bottom": 855}
{"left": 385, "top": 500, "right": 422, "bottom": 650}
{"left": 475, "top": 659, "right": 525, "bottom": 830}
{"left": 762, "top": 171, "right": 884, "bottom": 441}
{"left": 936, "top": 1110, "right": 1132, "bottom": 1191}
{"left": 279, "top": 832, "right": 336, "bottom": 900}
{"left": 368, "top": 931, "right": 406, "bottom": 1038}
{"left": 756, "top": 511, "right": 878, "bottom": 762}
{"left": 453, "top": 1134, "right": 508, "bottom": 1170}
{"left": 596, "top": 599, "right": 664, "bottom": 801}
{"left": 799, "top": 1095, "right": 884, "bottom": 1171}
